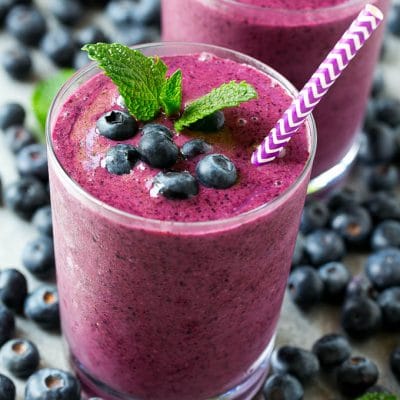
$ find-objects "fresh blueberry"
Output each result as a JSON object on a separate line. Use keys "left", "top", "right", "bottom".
{"left": 40, "top": 28, "right": 76, "bottom": 68}
{"left": 365, "top": 164, "right": 399, "bottom": 192}
{"left": 104, "top": 144, "right": 139, "bottom": 175}
{"left": 330, "top": 206, "right": 372, "bottom": 246}
{"left": 300, "top": 199, "right": 330, "bottom": 234}
{"left": 129, "top": 0, "right": 160, "bottom": 24}
{"left": 106, "top": 0, "right": 137, "bottom": 25}
{"left": 370, "top": 68, "right": 385, "bottom": 98}
{"left": 4, "top": 126, "right": 35, "bottom": 153}
{"left": 196, "top": 154, "right": 237, "bottom": 189}
{"left": 371, "top": 220, "right": 400, "bottom": 251}
{"left": 287, "top": 266, "right": 323, "bottom": 309}
{"left": 22, "top": 236, "right": 55, "bottom": 279}
{"left": 0, "top": 102, "right": 25, "bottom": 130}
{"left": 32, "top": 206, "right": 52, "bottom": 237}
{"left": 0, "top": 305, "right": 15, "bottom": 346}
{"left": 152, "top": 171, "right": 198, "bottom": 199}
{"left": 75, "top": 26, "right": 109, "bottom": 48}
{"left": 327, "top": 186, "right": 363, "bottom": 211}
{"left": 0, "top": 373, "right": 15, "bottom": 400}
{"left": 336, "top": 356, "right": 378, "bottom": 397}
{"left": 341, "top": 297, "right": 382, "bottom": 339}
{"left": 358, "top": 123, "right": 397, "bottom": 164}
{"left": 304, "top": 229, "right": 345, "bottom": 266}
{"left": 0, "top": 339, "right": 39, "bottom": 378}
{"left": 292, "top": 233, "right": 307, "bottom": 267}
{"left": 375, "top": 97, "right": 400, "bottom": 128}
{"left": 49, "top": 0, "right": 83, "bottom": 26}
{"left": 365, "top": 248, "right": 400, "bottom": 290}
{"left": 24, "top": 285, "right": 59, "bottom": 330}
{"left": 0, "top": 0, "right": 12, "bottom": 25}
{"left": 141, "top": 123, "right": 173, "bottom": 139}
{"left": 363, "top": 99, "right": 377, "bottom": 131}
{"left": 271, "top": 346, "right": 319, "bottom": 383}
{"left": 73, "top": 50, "right": 90, "bottom": 70}
{"left": 16, "top": 144, "right": 48, "bottom": 181}
{"left": 4, "top": 177, "right": 49, "bottom": 220}
{"left": 0, "top": 268, "right": 27, "bottom": 313}
{"left": 388, "top": 4, "right": 400, "bottom": 37}
{"left": 262, "top": 373, "right": 303, "bottom": 400}
{"left": 139, "top": 128, "right": 179, "bottom": 169}
{"left": 25, "top": 368, "right": 80, "bottom": 400}
{"left": 181, "top": 139, "right": 212, "bottom": 159}
{"left": 6, "top": 5, "right": 46, "bottom": 46}
{"left": 377, "top": 287, "right": 400, "bottom": 330}
{"left": 391, "top": 346, "right": 400, "bottom": 382}
{"left": 364, "top": 191, "right": 400, "bottom": 222}
{"left": 318, "top": 262, "right": 351, "bottom": 303}
{"left": 189, "top": 111, "right": 225, "bottom": 132}
{"left": 346, "top": 274, "right": 378, "bottom": 300}
{"left": 97, "top": 110, "right": 138, "bottom": 141}
{"left": 312, "top": 333, "right": 351, "bottom": 369}
{"left": 1, "top": 46, "right": 32, "bottom": 80}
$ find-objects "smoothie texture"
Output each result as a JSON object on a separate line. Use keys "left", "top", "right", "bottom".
{"left": 162, "top": 0, "right": 390, "bottom": 179}
{"left": 49, "top": 48, "right": 314, "bottom": 400}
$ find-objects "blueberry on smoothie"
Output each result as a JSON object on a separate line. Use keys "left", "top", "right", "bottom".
{"left": 152, "top": 171, "right": 198, "bottom": 199}
{"left": 196, "top": 154, "right": 237, "bottom": 189}
{"left": 24, "top": 285, "right": 59, "bottom": 330}
{"left": 312, "top": 333, "right": 351, "bottom": 369}
{"left": 0, "top": 339, "right": 39, "bottom": 378}
{"left": 25, "top": 368, "right": 80, "bottom": 400}
{"left": 22, "top": 236, "right": 55, "bottom": 279}
{"left": 365, "top": 248, "right": 400, "bottom": 290}
{"left": 16, "top": 144, "right": 48, "bottom": 181}
{"left": 4, "top": 126, "right": 35, "bottom": 154}
{"left": 181, "top": 139, "right": 212, "bottom": 159}
{"left": 0, "top": 305, "right": 15, "bottom": 346}
{"left": 0, "top": 102, "right": 25, "bottom": 130}
{"left": 96, "top": 110, "right": 138, "bottom": 140}
{"left": 0, "top": 373, "right": 15, "bottom": 400}
{"left": 262, "top": 374, "right": 303, "bottom": 400}
{"left": 189, "top": 110, "right": 225, "bottom": 132}
{"left": 377, "top": 287, "right": 400, "bottom": 330}
{"left": 105, "top": 144, "right": 139, "bottom": 175}
{"left": 0, "top": 268, "right": 27, "bottom": 313}
{"left": 141, "top": 123, "right": 173, "bottom": 140}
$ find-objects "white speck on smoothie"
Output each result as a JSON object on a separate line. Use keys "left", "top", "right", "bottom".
{"left": 115, "top": 95, "right": 126, "bottom": 108}
{"left": 137, "top": 162, "right": 146, "bottom": 171}
{"left": 149, "top": 180, "right": 161, "bottom": 198}
{"left": 198, "top": 52, "right": 212, "bottom": 62}
{"left": 278, "top": 148, "right": 287, "bottom": 158}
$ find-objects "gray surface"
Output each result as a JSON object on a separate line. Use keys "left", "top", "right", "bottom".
{"left": 1, "top": 1, "right": 400, "bottom": 399}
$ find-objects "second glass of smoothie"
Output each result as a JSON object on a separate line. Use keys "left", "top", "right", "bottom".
{"left": 162, "top": 0, "right": 390, "bottom": 192}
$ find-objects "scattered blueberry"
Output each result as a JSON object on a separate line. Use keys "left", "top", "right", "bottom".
{"left": 365, "top": 248, "right": 400, "bottom": 290}
{"left": 327, "top": 186, "right": 363, "bottom": 211}
{"left": 0, "top": 268, "right": 27, "bottom": 313}
{"left": 106, "top": 0, "right": 137, "bottom": 25}
{"left": 271, "top": 346, "right": 320, "bottom": 383}
{"left": 0, "top": 305, "right": 15, "bottom": 346}
{"left": 4, "top": 177, "right": 49, "bottom": 220}
{"left": 104, "top": 144, "right": 139, "bottom": 175}
{"left": 0, "top": 0, "right": 13, "bottom": 25}
{"left": 73, "top": 50, "right": 90, "bottom": 70}
{"left": 304, "top": 229, "right": 345, "bottom": 266}
{"left": 6, "top": 5, "right": 46, "bottom": 46}
{"left": 288, "top": 266, "right": 323, "bottom": 309}
{"left": 371, "top": 220, "right": 400, "bottom": 251}
{"left": 364, "top": 191, "right": 400, "bottom": 222}
{"left": 0, "top": 339, "right": 39, "bottom": 378}
{"left": 375, "top": 97, "right": 400, "bottom": 128}
{"left": 22, "top": 236, "right": 55, "bottom": 279}
{"left": 300, "top": 199, "right": 330, "bottom": 234}
{"left": 32, "top": 206, "right": 53, "bottom": 237}
{"left": 262, "top": 373, "right": 304, "bottom": 400}
{"left": 292, "top": 233, "right": 307, "bottom": 267}
{"left": 390, "top": 346, "right": 400, "bottom": 382}
{"left": 24, "top": 285, "right": 59, "bottom": 330}
{"left": 16, "top": 143, "right": 48, "bottom": 181}
{"left": 346, "top": 274, "right": 378, "bottom": 300}
{"left": 75, "top": 26, "right": 109, "bottom": 48}
{"left": 129, "top": 0, "right": 160, "bottom": 24}
{"left": 4, "top": 126, "right": 35, "bottom": 153}
{"left": 196, "top": 154, "right": 237, "bottom": 189}
{"left": 318, "top": 262, "right": 351, "bottom": 303}
{"left": 97, "top": 110, "right": 138, "bottom": 141}
{"left": 0, "top": 102, "right": 25, "bottom": 130}
{"left": 377, "top": 287, "right": 400, "bottom": 330}
{"left": 40, "top": 28, "right": 76, "bottom": 68}
{"left": 25, "top": 368, "right": 80, "bottom": 400}
{"left": 152, "top": 171, "right": 198, "bottom": 199}
{"left": 312, "top": 333, "right": 351, "bottom": 369}
{"left": 49, "top": 0, "right": 83, "bottom": 26}
{"left": 1, "top": 46, "right": 32, "bottom": 80}
{"left": 181, "top": 139, "right": 212, "bottom": 159}
{"left": 388, "top": 4, "right": 400, "bottom": 37}
{"left": 365, "top": 164, "right": 399, "bottom": 192}
{"left": 363, "top": 99, "right": 377, "bottom": 131}
{"left": 0, "top": 373, "right": 16, "bottom": 400}
{"left": 341, "top": 296, "right": 382, "bottom": 339}
{"left": 189, "top": 111, "right": 225, "bottom": 132}
{"left": 371, "top": 67, "right": 385, "bottom": 98}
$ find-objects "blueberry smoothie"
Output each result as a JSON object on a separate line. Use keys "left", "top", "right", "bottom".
{"left": 162, "top": 0, "right": 390, "bottom": 186}
{"left": 48, "top": 43, "right": 315, "bottom": 400}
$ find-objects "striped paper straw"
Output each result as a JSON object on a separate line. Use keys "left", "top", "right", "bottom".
{"left": 251, "top": 4, "right": 384, "bottom": 166}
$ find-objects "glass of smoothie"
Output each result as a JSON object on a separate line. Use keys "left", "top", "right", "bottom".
{"left": 162, "top": 0, "right": 390, "bottom": 193}
{"left": 47, "top": 42, "right": 317, "bottom": 400}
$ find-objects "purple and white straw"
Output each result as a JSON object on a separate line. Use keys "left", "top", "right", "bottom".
{"left": 251, "top": 4, "right": 384, "bottom": 166}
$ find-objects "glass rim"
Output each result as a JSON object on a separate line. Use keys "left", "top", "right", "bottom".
{"left": 46, "top": 41, "right": 317, "bottom": 231}
{"left": 213, "top": 0, "right": 367, "bottom": 14}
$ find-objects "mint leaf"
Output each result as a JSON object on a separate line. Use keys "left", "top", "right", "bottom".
{"left": 31, "top": 69, "right": 75, "bottom": 141}
{"left": 83, "top": 43, "right": 170, "bottom": 122}
{"left": 356, "top": 393, "right": 398, "bottom": 400}
{"left": 174, "top": 81, "right": 257, "bottom": 132}
{"left": 160, "top": 69, "right": 182, "bottom": 117}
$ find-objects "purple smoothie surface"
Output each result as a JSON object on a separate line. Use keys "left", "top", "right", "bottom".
{"left": 236, "top": 0, "right": 348, "bottom": 9}
{"left": 52, "top": 53, "right": 309, "bottom": 222}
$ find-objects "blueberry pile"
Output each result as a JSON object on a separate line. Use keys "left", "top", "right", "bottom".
{"left": 98, "top": 110, "right": 238, "bottom": 198}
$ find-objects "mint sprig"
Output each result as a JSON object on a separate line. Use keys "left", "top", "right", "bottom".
{"left": 356, "top": 393, "right": 398, "bottom": 400}
{"left": 174, "top": 81, "right": 258, "bottom": 132}
{"left": 82, "top": 43, "right": 182, "bottom": 121}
